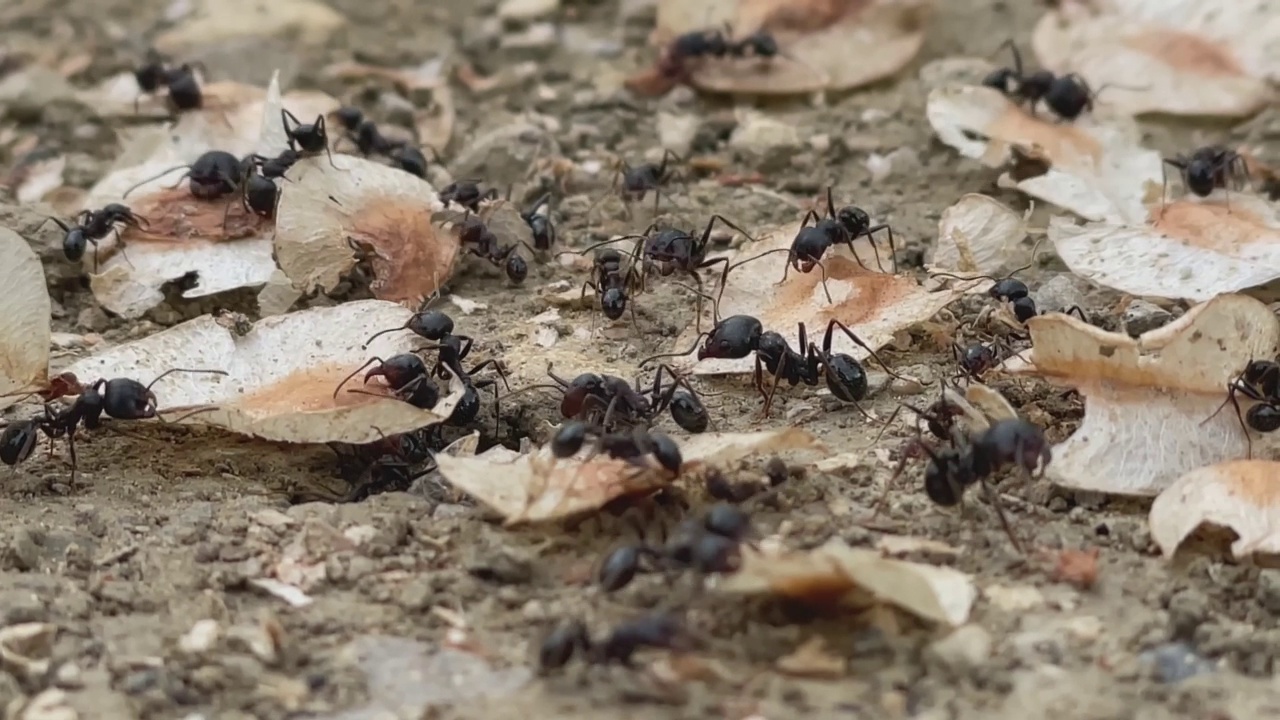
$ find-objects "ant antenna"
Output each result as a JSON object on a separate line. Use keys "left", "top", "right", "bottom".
{"left": 930, "top": 235, "right": 1046, "bottom": 284}
{"left": 144, "top": 368, "right": 228, "bottom": 393}
{"left": 333, "top": 358, "right": 383, "bottom": 399}
{"left": 122, "top": 163, "right": 193, "bottom": 198}
{"left": 639, "top": 333, "right": 709, "bottom": 369}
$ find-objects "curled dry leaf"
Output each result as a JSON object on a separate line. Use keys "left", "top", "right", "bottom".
{"left": 1015, "top": 294, "right": 1280, "bottom": 496}
{"left": 274, "top": 154, "right": 457, "bottom": 307}
{"left": 676, "top": 224, "right": 985, "bottom": 375}
{"left": 653, "top": 0, "right": 931, "bottom": 95}
{"left": 78, "top": 75, "right": 321, "bottom": 319}
{"left": 0, "top": 623, "right": 56, "bottom": 684}
{"left": 1032, "top": 0, "right": 1278, "bottom": 118}
{"left": 153, "top": 0, "right": 346, "bottom": 54}
{"left": 928, "top": 194, "right": 1029, "bottom": 276}
{"left": 435, "top": 427, "right": 823, "bottom": 523}
{"left": 63, "top": 300, "right": 463, "bottom": 444}
{"left": 0, "top": 228, "right": 51, "bottom": 410}
{"left": 926, "top": 83, "right": 1162, "bottom": 223}
{"left": 1150, "top": 460, "right": 1280, "bottom": 565}
{"left": 1049, "top": 194, "right": 1280, "bottom": 302}
{"left": 714, "top": 538, "right": 976, "bottom": 626}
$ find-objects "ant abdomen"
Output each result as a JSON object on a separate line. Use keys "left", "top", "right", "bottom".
{"left": 823, "top": 353, "right": 869, "bottom": 402}
{"left": 598, "top": 545, "right": 643, "bottom": 592}
{"left": 1247, "top": 404, "right": 1280, "bottom": 433}
{"left": 669, "top": 390, "right": 708, "bottom": 433}
{"left": 0, "top": 423, "right": 37, "bottom": 466}
{"left": 102, "top": 378, "right": 156, "bottom": 420}
{"left": 924, "top": 463, "right": 963, "bottom": 506}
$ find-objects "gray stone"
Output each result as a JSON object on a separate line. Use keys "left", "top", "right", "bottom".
{"left": 1124, "top": 300, "right": 1174, "bottom": 336}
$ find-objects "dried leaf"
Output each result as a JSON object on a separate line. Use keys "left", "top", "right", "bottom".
{"left": 926, "top": 83, "right": 1162, "bottom": 223}
{"left": 928, "top": 194, "right": 1029, "bottom": 275}
{"left": 274, "top": 154, "right": 458, "bottom": 307}
{"left": 714, "top": 538, "right": 976, "bottom": 626}
{"left": 1015, "top": 294, "right": 1280, "bottom": 496}
{"left": 1049, "top": 194, "right": 1280, "bottom": 302}
{"left": 0, "top": 228, "right": 51, "bottom": 409}
{"left": 1032, "top": 0, "right": 1278, "bottom": 118}
{"left": 1150, "top": 460, "right": 1280, "bottom": 565}
{"left": 63, "top": 300, "right": 463, "bottom": 444}
{"left": 675, "top": 223, "right": 983, "bottom": 375}
{"left": 655, "top": 0, "right": 930, "bottom": 94}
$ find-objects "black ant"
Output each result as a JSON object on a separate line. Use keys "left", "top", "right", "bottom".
{"left": 1, "top": 369, "right": 226, "bottom": 479}
{"left": 440, "top": 180, "right": 499, "bottom": 213}
{"left": 332, "top": 106, "right": 364, "bottom": 132}
{"left": 597, "top": 503, "right": 750, "bottom": 592}
{"left": 609, "top": 149, "right": 684, "bottom": 219}
{"left": 932, "top": 243, "right": 1087, "bottom": 326}
{"left": 578, "top": 246, "right": 643, "bottom": 326}
{"left": 247, "top": 149, "right": 301, "bottom": 180}
{"left": 228, "top": 162, "right": 282, "bottom": 223}
{"left": 454, "top": 214, "right": 532, "bottom": 284}
{"left": 550, "top": 420, "right": 683, "bottom": 475}
{"left": 514, "top": 360, "right": 708, "bottom": 433}
{"left": 281, "top": 109, "right": 338, "bottom": 169}
{"left": 883, "top": 415, "right": 1052, "bottom": 552}
{"left": 730, "top": 187, "right": 897, "bottom": 304}
{"left": 1161, "top": 146, "right": 1251, "bottom": 210}
{"left": 122, "top": 150, "right": 244, "bottom": 201}
{"left": 538, "top": 613, "right": 688, "bottom": 671}
{"left": 1205, "top": 359, "right": 1280, "bottom": 459}
{"left": 133, "top": 52, "right": 208, "bottom": 115}
{"left": 983, "top": 40, "right": 1127, "bottom": 122}
{"left": 358, "top": 308, "right": 508, "bottom": 432}
{"left": 390, "top": 145, "right": 431, "bottom": 179}
{"left": 644, "top": 305, "right": 902, "bottom": 419}
{"left": 41, "top": 204, "right": 149, "bottom": 270}
{"left": 326, "top": 428, "right": 439, "bottom": 503}
{"left": 656, "top": 26, "right": 785, "bottom": 81}
{"left": 579, "top": 214, "right": 755, "bottom": 332}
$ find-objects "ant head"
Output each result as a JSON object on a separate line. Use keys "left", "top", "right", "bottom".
{"left": 364, "top": 354, "right": 426, "bottom": 389}
{"left": 981, "top": 67, "right": 1019, "bottom": 94}
{"left": 698, "top": 315, "right": 762, "bottom": 360}
{"left": 506, "top": 253, "right": 529, "bottom": 283}
{"left": 835, "top": 205, "right": 869, "bottom": 234}
{"left": 1185, "top": 160, "right": 1217, "bottom": 196}
{"left": 650, "top": 433, "right": 683, "bottom": 473}
{"left": 333, "top": 106, "right": 364, "bottom": 132}
{"left": 410, "top": 310, "right": 454, "bottom": 340}
{"left": 601, "top": 287, "right": 627, "bottom": 320}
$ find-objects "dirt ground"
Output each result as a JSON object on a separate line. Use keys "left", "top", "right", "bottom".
{"left": 3, "top": 0, "right": 1280, "bottom": 718}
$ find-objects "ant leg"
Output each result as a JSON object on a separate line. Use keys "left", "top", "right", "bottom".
{"left": 824, "top": 320, "right": 905, "bottom": 381}
{"left": 871, "top": 439, "right": 922, "bottom": 517}
{"left": 979, "top": 477, "right": 1024, "bottom": 553}
{"left": 755, "top": 355, "right": 788, "bottom": 420}
{"left": 1205, "top": 379, "right": 1254, "bottom": 459}
{"left": 865, "top": 224, "right": 898, "bottom": 274}
{"left": 467, "top": 359, "right": 511, "bottom": 391}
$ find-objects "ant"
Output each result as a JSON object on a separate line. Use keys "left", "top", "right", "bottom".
{"left": 538, "top": 613, "right": 688, "bottom": 671}
{"left": 41, "top": 204, "right": 149, "bottom": 270}
{"left": 579, "top": 214, "right": 756, "bottom": 332}
{"left": 1205, "top": 359, "right": 1280, "bottom": 459}
{"left": 326, "top": 428, "right": 439, "bottom": 503}
{"left": 983, "top": 40, "right": 1124, "bottom": 122}
{"left": 225, "top": 161, "right": 282, "bottom": 224}
{"left": 440, "top": 180, "right": 499, "bottom": 213}
{"left": 883, "top": 414, "right": 1052, "bottom": 552}
{"left": 1, "top": 369, "right": 226, "bottom": 479}
{"left": 1161, "top": 146, "right": 1251, "bottom": 210}
{"left": 550, "top": 420, "right": 683, "bottom": 475}
{"left": 578, "top": 246, "right": 643, "bottom": 326}
{"left": 122, "top": 150, "right": 244, "bottom": 201}
{"left": 532, "top": 362, "right": 708, "bottom": 433}
{"left": 656, "top": 26, "right": 784, "bottom": 82}
{"left": 731, "top": 187, "right": 897, "bottom": 304}
{"left": 133, "top": 51, "right": 207, "bottom": 114}
{"left": 281, "top": 109, "right": 338, "bottom": 169}
{"left": 932, "top": 244, "right": 1087, "bottom": 326}
{"left": 454, "top": 214, "right": 532, "bottom": 284}
{"left": 607, "top": 149, "right": 684, "bottom": 219}
{"left": 359, "top": 308, "right": 509, "bottom": 431}
{"left": 644, "top": 303, "right": 902, "bottom": 419}
{"left": 246, "top": 149, "right": 301, "bottom": 181}
{"left": 389, "top": 145, "right": 431, "bottom": 179}
{"left": 597, "top": 503, "right": 750, "bottom": 592}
